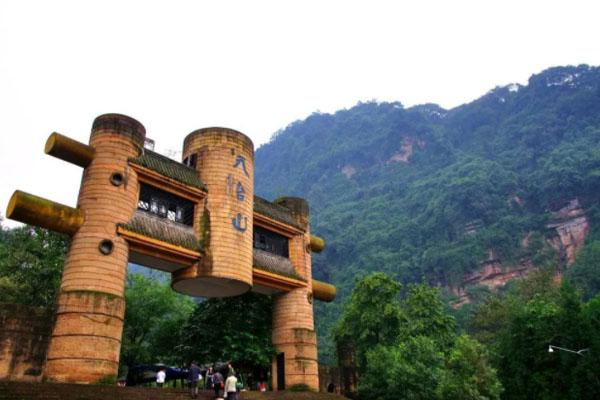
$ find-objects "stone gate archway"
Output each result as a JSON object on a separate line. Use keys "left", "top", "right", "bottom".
{"left": 6, "top": 114, "right": 336, "bottom": 390}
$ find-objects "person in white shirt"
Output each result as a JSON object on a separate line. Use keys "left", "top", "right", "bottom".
{"left": 156, "top": 368, "right": 166, "bottom": 388}
{"left": 224, "top": 372, "right": 238, "bottom": 400}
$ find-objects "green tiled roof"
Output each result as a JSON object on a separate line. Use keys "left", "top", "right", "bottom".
{"left": 253, "top": 248, "right": 306, "bottom": 282}
{"left": 119, "top": 211, "right": 202, "bottom": 252}
{"left": 253, "top": 196, "right": 304, "bottom": 230}
{"left": 129, "top": 149, "right": 207, "bottom": 191}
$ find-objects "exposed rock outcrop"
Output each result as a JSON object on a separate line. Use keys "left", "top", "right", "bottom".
{"left": 341, "top": 164, "right": 356, "bottom": 178}
{"left": 450, "top": 251, "right": 535, "bottom": 308}
{"left": 546, "top": 198, "right": 589, "bottom": 267}
{"left": 463, "top": 252, "right": 533, "bottom": 290}
{"left": 387, "top": 137, "right": 425, "bottom": 163}
{"left": 451, "top": 199, "right": 589, "bottom": 308}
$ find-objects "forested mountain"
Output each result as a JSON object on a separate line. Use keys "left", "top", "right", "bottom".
{"left": 254, "top": 65, "right": 600, "bottom": 361}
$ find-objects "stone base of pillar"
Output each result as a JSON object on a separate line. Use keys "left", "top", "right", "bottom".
{"left": 271, "top": 333, "right": 319, "bottom": 390}
{"left": 44, "top": 291, "right": 125, "bottom": 383}
{"left": 272, "top": 286, "right": 320, "bottom": 391}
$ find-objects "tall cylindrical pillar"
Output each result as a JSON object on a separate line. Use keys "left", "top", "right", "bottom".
{"left": 271, "top": 197, "right": 319, "bottom": 390}
{"left": 44, "top": 114, "right": 145, "bottom": 383}
{"left": 173, "top": 127, "right": 254, "bottom": 297}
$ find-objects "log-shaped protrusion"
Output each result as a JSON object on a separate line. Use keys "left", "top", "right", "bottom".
{"left": 310, "top": 234, "right": 325, "bottom": 253}
{"left": 6, "top": 190, "right": 84, "bottom": 235}
{"left": 312, "top": 279, "right": 336, "bottom": 302}
{"left": 45, "top": 132, "right": 95, "bottom": 168}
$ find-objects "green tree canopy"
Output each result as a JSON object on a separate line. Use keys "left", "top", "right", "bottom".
{"left": 336, "top": 272, "right": 501, "bottom": 400}
{"left": 565, "top": 240, "right": 600, "bottom": 300}
{"left": 438, "top": 335, "right": 503, "bottom": 400}
{"left": 400, "top": 283, "right": 456, "bottom": 348}
{"left": 469, "top": 271, "right": 600, "bottom": 400}
{"left": 120, "top": 272, "right": 195, "bottom": 368}
{"left": 178, "top": 292, "right": 275, "bottom": 372}
{"left": 360, "top": 336, "right": 444, "bottom": 400}
{"left": 0, "top": 223, "right": 68, "bottom": 308}
{"left": 332, "top": 272, "right": 404, "bottom": 371}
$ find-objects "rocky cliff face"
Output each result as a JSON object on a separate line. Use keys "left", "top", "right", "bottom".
{"left": 450, "top": 251, "right": 534, "bottom": 308}
{"left": 463, "top": 251, "right": 534, "bottom": 290}
{"left": 387, "top": 137, "right": 425, "bottom": 164}
{"left": 451, "top": 199, "right": 589, "bottom": 307}
{"left": 547, "top": 198, "right": 589, "bottom": 267}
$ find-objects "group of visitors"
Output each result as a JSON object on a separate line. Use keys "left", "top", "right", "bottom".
{"left": 156, "top": 362, "right": 241, "bottom": 399}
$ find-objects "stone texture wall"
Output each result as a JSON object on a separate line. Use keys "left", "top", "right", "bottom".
{"left": 337, "top": 341, "right": 359, "bottom": 396}
{"left": 0, "top": 304, "right": 53, "bottom": 382}
{"left": 318, "top": 365, "right": 341, "bottom": 394}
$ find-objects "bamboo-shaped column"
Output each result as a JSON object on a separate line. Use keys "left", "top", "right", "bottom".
{"left": 41, "top": 114, "right": 145, "bottom": 383}
{"left": 173, "top": 127, "right": 254, "bottom": 297}
{"left": 271, "top": 197, "right": 319, "bottom": 391}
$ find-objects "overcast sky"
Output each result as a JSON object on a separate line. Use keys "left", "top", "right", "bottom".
{"left": 1, "top": 0, "right": 600, "bottom": 227}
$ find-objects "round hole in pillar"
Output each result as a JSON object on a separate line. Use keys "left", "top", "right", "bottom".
{"left": 110, "top": 172, "right": 124, "bottom": 186}
{"left": 99, "top": 239, "right": 114, "bottom": 255}
{"left": 307, "top": 292, "right": 313, "bottom": 304}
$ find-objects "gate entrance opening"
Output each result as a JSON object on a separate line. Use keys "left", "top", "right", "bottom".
{"left": 277, "top": 352, "right": 285, "bottom": 390}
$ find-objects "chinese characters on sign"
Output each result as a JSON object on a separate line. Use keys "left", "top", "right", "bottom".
{"left": 230, "top": 154, "right": 248, "bottom": 233}
{"left": 234, "top": 155, "right": 249, "bottom": 177}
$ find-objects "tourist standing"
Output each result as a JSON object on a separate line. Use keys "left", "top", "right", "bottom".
{"left": 206, "top": 366, "right": 214, "bottom": 390}
{"left": 188, "top": 361, "right": 202, "bottom": 399}
{"left": 212, "top": 370, "right": 224, "bottom": 399}
{"left": 156, "top": 368, "right": 166, "bottom": 388}
{"left": 224, "top": 372, "right": 238, "bottom": 400}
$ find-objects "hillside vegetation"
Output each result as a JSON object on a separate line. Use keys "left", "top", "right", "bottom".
{"left": 254, "top": 65, "right": 600, "bottom": 361}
